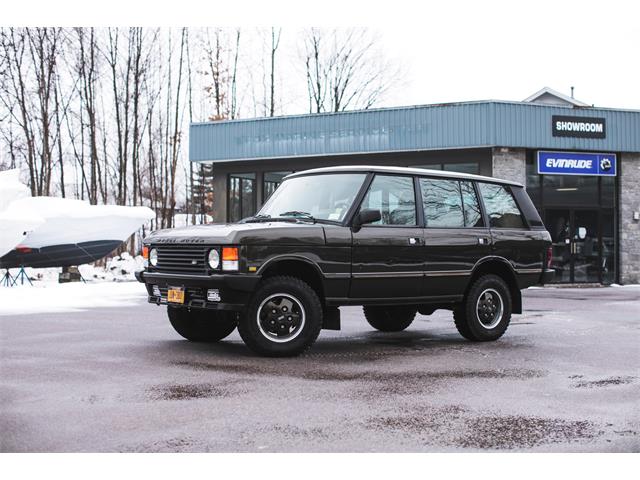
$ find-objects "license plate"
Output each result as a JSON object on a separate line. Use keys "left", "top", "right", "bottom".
{"left": 167, "top": 288, "right": 185, "bottom": 304}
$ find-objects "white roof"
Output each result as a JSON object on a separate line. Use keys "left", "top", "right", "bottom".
{"left": 523, "top": 87, "right": 589, "bottom": 107}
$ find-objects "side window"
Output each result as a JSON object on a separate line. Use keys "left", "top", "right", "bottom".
{"left": 460, "top": 181, "right": 484, "bottom": 227}
{"left": 360, "top": 175, "right": 416, "bottom": 226}
{"left": 420, "top": 178, "right": 464, "bottom": 228}
{"left": 478, "top": 183, "right": 525, "bottom": 228}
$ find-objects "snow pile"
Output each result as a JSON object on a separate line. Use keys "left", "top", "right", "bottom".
{"left": 0, "top": 281, "right": 146, "bottom": 316}
{"left": 84, "top": 252, "right": 147, "bottom": 282}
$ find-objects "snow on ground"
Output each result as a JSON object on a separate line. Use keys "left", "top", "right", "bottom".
{"left": 0, "top": 253, "right": 149, "bottom": 315}
{"left": 0, "top": 281, "right": 146, "bottom": 316}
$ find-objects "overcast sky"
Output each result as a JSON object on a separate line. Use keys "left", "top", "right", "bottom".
{"left": 374, "top": 2, "right": 639, "bottom": 110}
{"left": 6, "top": 0, "right": 640, "bottom": 110}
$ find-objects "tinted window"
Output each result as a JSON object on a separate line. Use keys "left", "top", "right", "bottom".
{"left": 460, "top": 181, "right": 484, "bottom": 227}
{"left": 478, "top": 183, "right": 525, "bottom": 228}
{"left": 361, "top": 175, "right": 416, "bottom": 226}
{"left": 420, "top": 178, "right": 464, "bottom": 228}
{"left": 229, "top": 173, "right": 256, "bottom": 222}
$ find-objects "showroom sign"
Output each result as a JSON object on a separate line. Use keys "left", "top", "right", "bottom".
{"left": 537, "top": 151, "right": 617, "bottom": 176}
{"left": 552, "top": 115, "right": 606, "bottom": 139}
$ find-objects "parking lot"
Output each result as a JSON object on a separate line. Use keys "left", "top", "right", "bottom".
{"left": 1, "top": 285, "right": 638, "bottom": 452}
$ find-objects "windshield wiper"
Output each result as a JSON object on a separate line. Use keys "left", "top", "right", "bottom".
{"left": 279, "top": 211, "right": 315, "bottom": 221}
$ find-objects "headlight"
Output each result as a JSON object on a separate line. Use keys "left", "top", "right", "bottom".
{"left": 208, "top": 249, "right": 220, "bottom": 269}
{"left": 149, "top": 248, "right": 158, "bottom": 266}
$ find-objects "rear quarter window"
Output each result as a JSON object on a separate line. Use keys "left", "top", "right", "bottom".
{"left": 511, "top": 186, "right": 545, "bottom": 228}
{"left": 478, "top": 183, "right": 526, "bottom": 228}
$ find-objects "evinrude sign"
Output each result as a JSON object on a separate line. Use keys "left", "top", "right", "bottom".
{"left": 537, "top": 151, "right": 616, "bottom": 176}
{"left": 552, "top": 115, "right": 606, "bottom": 139}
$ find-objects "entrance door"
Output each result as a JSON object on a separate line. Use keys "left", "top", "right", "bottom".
{"left": 545, "top": 209, "right": 601, "bottom": 283}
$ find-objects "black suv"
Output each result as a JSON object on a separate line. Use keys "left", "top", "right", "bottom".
{"left": 137, "top": 166, "right": 553, "bottom": 356}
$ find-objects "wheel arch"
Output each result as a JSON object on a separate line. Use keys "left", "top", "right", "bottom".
{"left": 467, "top": 257, "right": 522, "bottom": 314}
{"left": 257, "top": 256, "right": 326, "bottom": 302}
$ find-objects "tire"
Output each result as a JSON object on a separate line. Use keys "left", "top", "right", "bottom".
{"left": 453, "top": 274, "right": 512, "bottom": 341}
{"left": 363, "top": 305, "right": 417, "bottom": 332}
{"left": 237, "top": 276, "right": 323, "bottom": 357}
{"left": 167, "top": 307, "right": 237, "bottom": 342}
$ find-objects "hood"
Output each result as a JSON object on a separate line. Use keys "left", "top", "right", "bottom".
{"left": 145, "top": 221, "right": 326, "bottom": 246}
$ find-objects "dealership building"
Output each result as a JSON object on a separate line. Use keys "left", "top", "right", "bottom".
{"left": 189, "top": 88, "right": 640, "bottom": 285}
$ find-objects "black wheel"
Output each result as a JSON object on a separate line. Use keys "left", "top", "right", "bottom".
{"left": 167, "top": 307, "right": 237, "bottom": 342}
{"left": 237, "top": 276, "right": 323, "bottom": 357}
{"left": 453, "top": 274, "right": 512, "bottom": 341}
{"left": 363, "top": 305, "right": 417, "bottom": 332}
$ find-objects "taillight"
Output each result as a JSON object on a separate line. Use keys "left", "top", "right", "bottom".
{"left": 546, "top": 246, "right": 553, "bottom": 269}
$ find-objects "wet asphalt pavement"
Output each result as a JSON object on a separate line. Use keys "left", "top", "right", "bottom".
{"left": 1, "top": 286, "right": 639, "bottom": 452}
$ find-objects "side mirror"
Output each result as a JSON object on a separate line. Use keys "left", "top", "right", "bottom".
{"left": 353, "top": 209, "right": 381, "bottom": 230}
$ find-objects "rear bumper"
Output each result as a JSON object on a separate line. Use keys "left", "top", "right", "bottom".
{"left": 135, "top": 270, "right": 261, "bottom": 311}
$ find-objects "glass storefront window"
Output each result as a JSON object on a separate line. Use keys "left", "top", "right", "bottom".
{"left": 601, "top": 176, "right": 615, "bottom": 208}
{"left": 542, "top": 175, "right": 599, "bottom": 206}
{"left": 443, "top": 162, "right": 479, "bottom": 175}
{"left": 228, "top": 173, "right": 256, "bottom": 222}
{"left": 601, "top": 208, "right": 616, "bottom": 285}
{"left": 263, "top": 171, "right": 293, "bottom": 203}
{"left": 525, "top": 156, "right": 541, "bottom": 209}
{"left": 409, "top": 162, "right": 479, "bottom": 174}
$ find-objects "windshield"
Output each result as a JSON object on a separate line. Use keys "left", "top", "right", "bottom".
{"left": 256, "top": 173, "right": 367, "bottom": 222}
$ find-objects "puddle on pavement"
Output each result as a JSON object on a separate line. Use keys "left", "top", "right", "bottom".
{"left": 572, "top": 376, "right": 635, "bottom": 388}
{"left": 147, "top": 381, "right": 242, "bottom": 400}
{"left": 455, "top": 415, "right": 598, "bottom": 449}
{"left": 367, "top": 406, "right": 599, "bottom": 450}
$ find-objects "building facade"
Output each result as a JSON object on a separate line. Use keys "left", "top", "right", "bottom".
{"left": 189, "top": 89, "right": 640, "bottom": 285}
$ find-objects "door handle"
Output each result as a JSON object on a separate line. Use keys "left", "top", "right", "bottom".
{"left": 408, "top": 237, "right": 421, "bottom": 246}
{"left": 478, "top": 237, "right": 490, "bottom": 245}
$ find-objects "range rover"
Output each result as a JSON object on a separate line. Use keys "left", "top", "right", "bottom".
{"left": 136, "top": 166, "right": 553, "bottom": 356}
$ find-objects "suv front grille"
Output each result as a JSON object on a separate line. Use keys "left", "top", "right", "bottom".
{"left": 153, "top": 244, "right": 208, "bottom": 274}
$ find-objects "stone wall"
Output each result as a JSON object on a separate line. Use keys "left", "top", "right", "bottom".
{"left": 491, "top": 147, "right": 527, "bottom": 184}
{"left": 620, "top": 152, "right": 640, "bottom": 284}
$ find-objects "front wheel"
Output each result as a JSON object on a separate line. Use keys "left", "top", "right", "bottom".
{"left": 167, "top": 307, "right": 237, "bottom": 342}
{"left": 453, "top": 274, "right": 512, "bottom": 341}
{"left": 237, "top": 276, "right": 323, "bottom": 357}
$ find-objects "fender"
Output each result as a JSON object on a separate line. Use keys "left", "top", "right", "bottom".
{"left": 256, "top": 253, "right": 326, "bottom": 278}
{"left": 468, "top": 255, "right": 522, "bottom": 314}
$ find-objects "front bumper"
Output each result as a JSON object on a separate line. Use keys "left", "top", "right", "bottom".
{"left": 136, "top": 270, "right": 261, "bottom": 311}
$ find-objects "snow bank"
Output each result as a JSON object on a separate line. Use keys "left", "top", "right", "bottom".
{"left": 0, "top": 281, "right": 146, "bottom": 316}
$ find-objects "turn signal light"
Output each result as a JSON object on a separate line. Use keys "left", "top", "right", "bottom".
{"left": 222, "top": 247, "right": 239, "bottom": 271}
{"left": 142, "top": 246, "right": 149, "bottom": 259}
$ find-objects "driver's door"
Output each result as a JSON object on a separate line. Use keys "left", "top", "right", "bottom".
{"left": 349, "top": 174, "right": 424, "bottom": 299}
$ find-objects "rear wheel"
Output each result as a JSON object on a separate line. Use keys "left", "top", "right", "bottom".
{"left": 167, "top": 307, "right": 237, "bottom": 342}
{"left": 237, "top": 276, "right": 323, "bottom": 357}
{"left": 363, "top": 305, "right": 417, "bottom": 332}
{"left": 453, "top": 274, "right": 512, "bottom": 341}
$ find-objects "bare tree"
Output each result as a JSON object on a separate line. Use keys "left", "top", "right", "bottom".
{"left": 303, "top": 28, "right": 398, "bottom": 113}
{"left": 269, "top": 27, "right": 281, "bottom": 117}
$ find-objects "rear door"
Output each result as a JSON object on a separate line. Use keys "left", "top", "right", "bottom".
{"left": 350, "top": 174, "right": 424, "bottom": 299}
{"left": 420, "top": 178, "right": 492, "bottom": 297}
